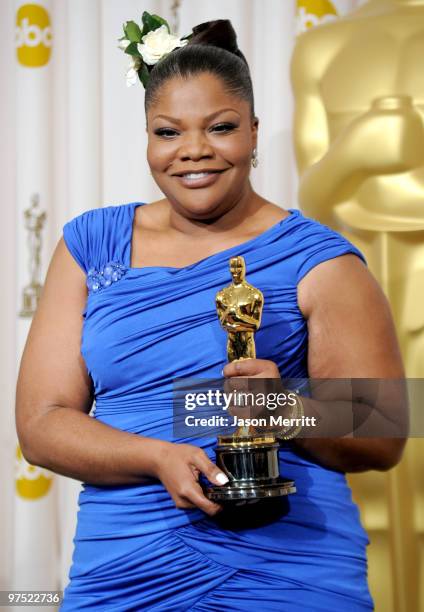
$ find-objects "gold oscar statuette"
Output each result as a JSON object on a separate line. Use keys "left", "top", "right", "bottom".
{"left": 205, "top": 256, "right": 297, "bottom": 502}
{"left": 19, "top": 193, "right": 47, "bottom": 318}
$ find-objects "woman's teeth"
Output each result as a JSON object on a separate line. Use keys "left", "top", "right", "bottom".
{"left": 183, "top": 172, "right": 214, "bottom": 179}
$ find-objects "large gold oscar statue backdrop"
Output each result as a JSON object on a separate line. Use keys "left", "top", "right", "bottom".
{"left": 292, "top": 1, "right": 424, "bottom": 610}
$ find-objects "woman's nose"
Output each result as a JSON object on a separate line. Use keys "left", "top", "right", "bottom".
{"left": 178, "top": 132, "right": 214, "bottom": 161}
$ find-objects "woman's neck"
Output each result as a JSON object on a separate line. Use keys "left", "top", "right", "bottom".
{"left": 166, "top": 184, "right": 264, "bottom": 239}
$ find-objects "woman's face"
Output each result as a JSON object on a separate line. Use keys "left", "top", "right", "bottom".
{"left": 146, "top": 71, "right": 258, "bottom": 220}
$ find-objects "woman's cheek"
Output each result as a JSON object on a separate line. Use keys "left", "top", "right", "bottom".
{"left": 147, "top": 143, "right": 176, "bottom": 171}
{"left": 215, "top": 137, "right": 251, "bottom": 166}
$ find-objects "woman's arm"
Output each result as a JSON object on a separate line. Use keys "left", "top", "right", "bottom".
{"left": 294, "top": 253, "right": 407, "bottom": 472}
{"left": 15, "top": 237, "right": 224, "bottom": 514}
{"left": 15, "top": 237, "right": 166, "bottom": 485}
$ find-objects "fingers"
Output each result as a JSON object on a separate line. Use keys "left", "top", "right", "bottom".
{"left": 223, "top": 358, "right": 256, "bottom": 377}
{"left": 175, "top": 460, "right": 224, "bottom": 516}
{"left": 190, "top": 465, "right": 200, "bottom": 480}
{"left": 223, "top": 358, "right": 280, "bottom": 378}
{"left": 183, "top": 481, "right": 223, "bottom": 516}
{"left": 191, "top": 449, "right": 229, "bottom": 487}
{"left": 159, "top": 444, "right": 227, "bottom": 516}
{"left": 223, "top": 375, "right": 250, "bottom": 396}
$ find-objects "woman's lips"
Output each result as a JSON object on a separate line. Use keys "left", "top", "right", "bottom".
{"left": 173, "top": 169, "right": 227, "bottom": 189}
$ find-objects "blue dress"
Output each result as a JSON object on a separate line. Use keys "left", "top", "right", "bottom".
{"left": 60, "top": 202, "right": 373, "bottom": 611}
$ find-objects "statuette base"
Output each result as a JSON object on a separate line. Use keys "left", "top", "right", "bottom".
{"left": 206, "top": 478, "right": 296, "bottom": 502}
{"left": 205, "top": 434, "right": 296, "bottom": 502}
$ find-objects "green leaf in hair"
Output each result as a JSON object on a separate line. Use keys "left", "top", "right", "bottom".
{"left": 150, "top": 14, "right": 170, "bottom": 33}
{"left": 124, "top": 41, "right": 140, "bottom": 56}
{"left": 124, "top": 20, "right": 142, "bottom": 43}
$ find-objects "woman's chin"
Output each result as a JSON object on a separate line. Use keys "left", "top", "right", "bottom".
{"left": 171, "top": 195, "right": 227, "bottom": 220}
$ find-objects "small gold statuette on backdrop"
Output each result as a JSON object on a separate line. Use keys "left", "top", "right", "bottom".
{"left": 205, "top": 255, "right": 297, "bottom": 502}
{"left": 19, "top": 193, "right": 47, "bottom": 318}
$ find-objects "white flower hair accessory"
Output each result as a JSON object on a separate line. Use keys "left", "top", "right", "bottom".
{"left": 118, "top": 11, "right": 191, "bottom": 88}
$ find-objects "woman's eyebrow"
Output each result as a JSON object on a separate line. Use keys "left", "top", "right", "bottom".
{"left": 152, "top": 108, "right": 241, "bottom": 124}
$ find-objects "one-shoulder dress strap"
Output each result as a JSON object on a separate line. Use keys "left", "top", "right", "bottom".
{"left": 62, "top": 202, "right": 142, "bottom": 289}
{"left": 288, "top": 215, "right": 367, "bottom": 285}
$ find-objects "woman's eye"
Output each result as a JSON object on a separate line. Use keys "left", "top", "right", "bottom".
{"left": 154, "top": 128, "right": 178, "bottom": 138}
{"left": 211, "top": 123, "right": 237, "bottom": 132}
{"left": 153, "top": 123, "right": 237, "bottom": 138}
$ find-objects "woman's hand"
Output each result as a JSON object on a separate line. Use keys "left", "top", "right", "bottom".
{"left": 223, "top": 358, "right": 280, "bottom": 379}
{"left": 222, "top": 358, "right": 288, "bottom": 430}
{"left": 152, "top": 441, "right": 227, "bottom": 516}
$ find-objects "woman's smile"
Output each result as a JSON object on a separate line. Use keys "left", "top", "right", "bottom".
{"left": 173, "top": 168, "right": 229, "bottom": 188}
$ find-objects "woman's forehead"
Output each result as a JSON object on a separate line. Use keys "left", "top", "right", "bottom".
{"left": 147, "top": 73, "right": 248, "bottom": 117}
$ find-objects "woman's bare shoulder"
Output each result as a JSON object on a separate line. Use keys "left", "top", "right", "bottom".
{"left": 249, "top": 198, "right": 292, "bottom": 230}
{"left": 298, "top": 252, "right": 377, "bottom": 319}
{"left": 134, "top": 198, "right": 169, "bottom": 230}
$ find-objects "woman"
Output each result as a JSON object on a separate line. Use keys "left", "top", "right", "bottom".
{"left": 16, "top": 18, "right": 406, "bottom": 611}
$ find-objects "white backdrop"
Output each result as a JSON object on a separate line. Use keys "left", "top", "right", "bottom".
{"left": 0, "top": 0, "right": 361, "bottom": 604}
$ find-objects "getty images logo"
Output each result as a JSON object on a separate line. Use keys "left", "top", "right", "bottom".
{"left": 16, "top": 4, "right": 52, "bottom": 67}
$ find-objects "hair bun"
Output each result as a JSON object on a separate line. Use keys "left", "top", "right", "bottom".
{"left": 189, "top": 19, "right": 247, "bottom": 64}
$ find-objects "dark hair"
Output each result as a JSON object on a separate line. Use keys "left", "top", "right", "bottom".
{"left": 144, "top": 20, "right": 255, "bottom": 119}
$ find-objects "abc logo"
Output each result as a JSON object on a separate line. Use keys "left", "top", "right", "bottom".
{"left": 16, "top": 4, "right": 52, "bottom": 67}
{"left": 15, "top": 445, "right": 52, "bottom": 500}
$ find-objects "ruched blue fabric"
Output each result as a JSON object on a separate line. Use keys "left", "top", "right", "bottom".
{"left": 60, "top": 202, "right": 373, "bottom": 611}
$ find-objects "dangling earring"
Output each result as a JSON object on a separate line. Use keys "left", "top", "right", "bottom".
{"left": 251, "top": 147, "right": 259, "bottom": 168}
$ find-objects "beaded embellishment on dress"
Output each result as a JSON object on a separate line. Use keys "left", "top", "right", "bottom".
{"left": 86, "top": 261, "right": 127, "bottom": 293}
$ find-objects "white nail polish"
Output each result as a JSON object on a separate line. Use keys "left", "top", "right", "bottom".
{"left": 216, "top": 472, "right": 229, "bottom": 485}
